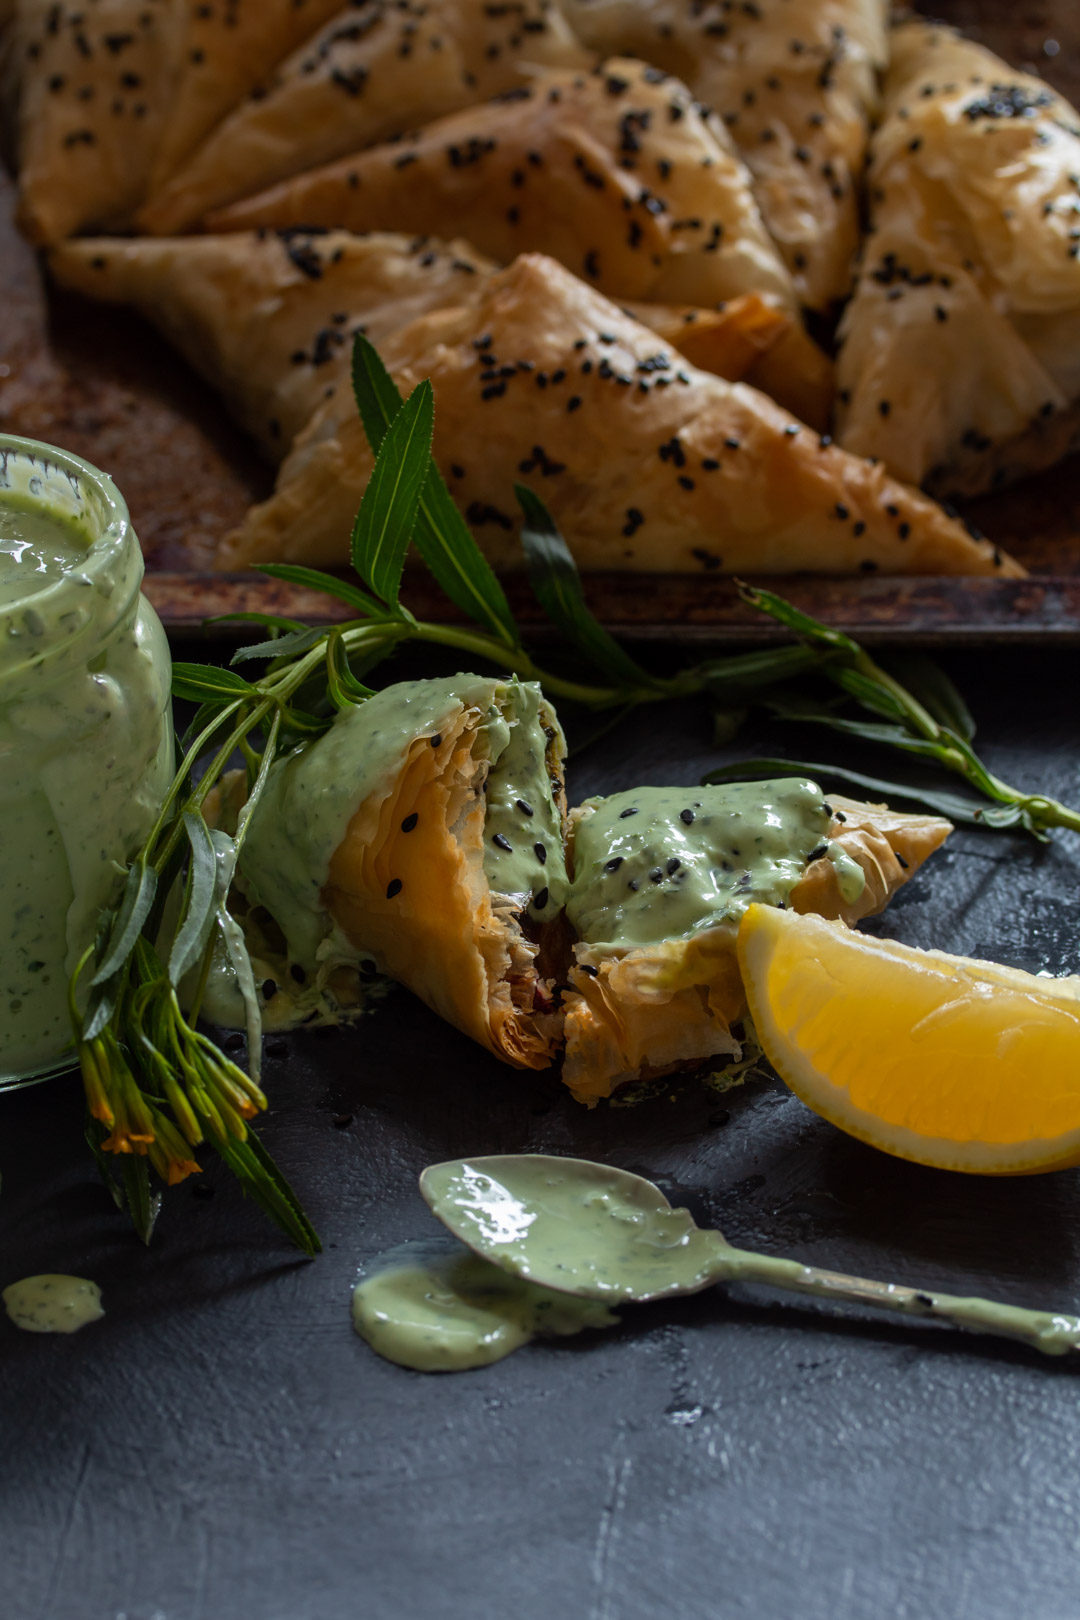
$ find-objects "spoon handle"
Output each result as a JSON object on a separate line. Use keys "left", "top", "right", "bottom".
{"left": 715, "top": 1246, "right": 1080, "bottom": 1357}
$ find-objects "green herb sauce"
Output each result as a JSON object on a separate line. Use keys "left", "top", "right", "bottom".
{"left": 567, "top": 778, "right": 831, "bottom": 951}
{"left": 0, "top": 498, "right": 91, "bottom": 606}
{"left": 351, "top": 1240, "right": 617, "bottom": 1372}
{"left": 2, "top": 1274, "right": 104, "bottom": 1334}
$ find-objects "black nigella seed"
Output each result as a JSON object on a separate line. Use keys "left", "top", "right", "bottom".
{"left": 386, "top": 879, "right": 403, "bottom": 899}
{"left": 580, "top": 963, "right": 599, "bottom": 977}
{"left": 401, "top": 812, "right": 419, "bottom": 832}
{"left": 834, "top": 810, "right": 846, "bottom": 823}
{"left": 627, "top": 878, "right": 639, "bottom": 891}
{"left": 666, "top": 856, "right": 680, "bottom": 875}
{"left": 290, "top": 963, "right": 306, "bottom": 984}
{"left": 680, "top": 808, "right": 694, "bottom": 825}
{"left": 430, "top": 733, "right": 442, "bottom": 748}
{"left": 533, "top": 886, "right": 549, "bottom": 910}
{"left": 807, "top": 843, "right": 829, "bottom": 861}
{"left": 605, "top": 856, "right": 624, "bottom": 872}
{"left": 534, "top": 842, "right": 547, "bottom": 864}
{"left": 649, "top": 867, "right": 664, "bottom": 883}
{"left": 619, "top": 806, "right": 639, "bottom": 818}
{"left": 896, "top": 853, "right": 910, "bottom": 870}
{"left": 262, "top": 979, "right": 277, "bottom": 999}
{"left": 516, "top": 798, "right": 534, "bottom": 816}
{"left": 493, "top": 833, "right": 513, "bottom": 852}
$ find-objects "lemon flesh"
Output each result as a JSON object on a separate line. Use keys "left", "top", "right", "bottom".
{"left": 737, "top": 904, "right": 1080, "bottom": 1175}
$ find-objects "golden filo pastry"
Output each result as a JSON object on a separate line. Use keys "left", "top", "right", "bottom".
{"left": 835, "top": 21, "right": 1080, "bottom": 497}
{"left": 237, "top": 674, "right": 571, "bottom": 1070}
{"left": 48, "top": 229, "right": 498, "bottom": 460}
{"left": 137, "top": 0, "right": 591, "bottom": 235}
{"left": 205, "top": 56, "right": 832, "bottom": 424}
{"left": 561, "top": 0, "right": 889, "bottom": 310}
{"left": 11, "top": 0, "right": 179, "bottom": 243}
{"left": 559, "top": 781, "right": 952, "bottom": 1104}
{"left": 220, "top": 252, "right": 1021, "bottom": 579}
{"left": 147, "top": 0, "right": 345, "bottom": 192}
{"left": 47, "top": 230, "right": 790, "bottom": 461}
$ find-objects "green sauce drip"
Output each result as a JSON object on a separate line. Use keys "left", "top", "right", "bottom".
{"left": 480, "top": 680, "right": 568, "bottom": 921}
{"left": 567, "top": 778, "right": 830, "bottom": 951}
{"left": 351, "top": 1241, "right": 617, "bottom": 1372}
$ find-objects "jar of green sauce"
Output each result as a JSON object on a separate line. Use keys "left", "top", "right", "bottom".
{"left": 0, "top": 434, "right": 174, "bottom": 1087}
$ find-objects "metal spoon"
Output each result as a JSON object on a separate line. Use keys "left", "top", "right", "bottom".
{"left": 420, "top": 1154, "right": 1080, "bottom": 1359}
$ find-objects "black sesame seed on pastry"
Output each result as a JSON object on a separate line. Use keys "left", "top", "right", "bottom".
{"left": 219, "top": 251, "right": 1022, "bottom": 578}
{"left": 204, "top": 55, "right": 833, "bottom": 426}
{"left": 136, "top": 0, "right": 591, "bottom": 236}
{"left": 835, "top": 20, "right": 1080, "bottom": 498}
{"left": 47, "top": 228, "right": 791, "bottom": 463}
{"left": 237, "top": 674, "right": 570, "bottom": 1070}
{"left": 561, "top": 0, "right": 889, "bottom": 312}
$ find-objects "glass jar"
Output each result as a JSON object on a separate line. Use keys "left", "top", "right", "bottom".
{"left": 0, "top": 434, "right": 174, "bottom": 1087}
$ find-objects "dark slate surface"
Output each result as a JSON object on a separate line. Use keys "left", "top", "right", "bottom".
{"left": 2, "top": 647, "right": 1080, "bottom": 1620}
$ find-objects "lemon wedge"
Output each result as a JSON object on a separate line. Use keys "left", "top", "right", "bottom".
{"left": 736, "top": 904, "right": 1080, "bottom": 1174}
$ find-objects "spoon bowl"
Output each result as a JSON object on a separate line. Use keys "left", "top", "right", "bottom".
{"left": 419, "top": 1154, "right": 725, "bottom": 1302}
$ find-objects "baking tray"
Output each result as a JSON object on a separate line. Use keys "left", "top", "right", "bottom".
{"left": 3, "top": 0, "right": 1080, "bottom": 646}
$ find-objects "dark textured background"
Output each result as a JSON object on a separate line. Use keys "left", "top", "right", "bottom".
{"left": 3, "top": 645, "right": 1080, "bottom": 1620}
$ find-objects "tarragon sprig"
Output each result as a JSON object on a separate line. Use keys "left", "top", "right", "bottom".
{"left": 706, "top": 587, "right": 1080, "bottom": 839}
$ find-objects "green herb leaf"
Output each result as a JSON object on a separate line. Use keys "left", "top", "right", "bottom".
{"left": 351, "top": 334, "right": 519, "bottom": 645}
{"left": 762, "top": 692, "right": 951, "bottom": 761}
{"left": 230, "top": 626, "right": 329, "bottom": 665}
{"left": 257, "top": 563, "right": 389, "bottom": 619}
{"left": 517, "top": 484, "right": 660, "bottom": 691}
{"left": 206, "top": 610, "right": 309, "bottom": 634}
{"left": 85, "top": 1118, "right": 161, "bottom": 1243}
{"left": 350, "top": 378, "right": 434, "bottom": 607}
{"left": 92, "top": 859, "right": 158, "bottom": 987}
{"left": 702, "top": 758, "right": 1027, "bottom": 828}
{"left": 211, "top": 1126, "right": 321, "bottom": 1256}
{"left": 168, "top": 813, "right": 221, "bottom": 986}
{"left": 172, "top": 662, "right": 256, "bottom": 702}
{"left": 882, "top": 652, "right": 976, "bottom": 741}
{"left": 325, "top": 629, "right": 374, "bottom": 709}
{"left": 737, "top": 583, "right": 862, "bottom": 658}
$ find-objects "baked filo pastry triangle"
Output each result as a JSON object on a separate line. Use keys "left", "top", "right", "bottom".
{"left": 237, "top": 674, "right": 570, "bottom": 1070}
{"left": 136, "top": 0, "right": 590, "bottom": 235}
{"left": 835, "top": 21, "right": 1080, "bottom": 497}
{"left": 205, "top": 56, "right": 832, "bottom": 425}
{"left": 560, "top": 0, "right": 889, "bottom": 311}
{"left": 48, "top": 229, "right": 498, "bottom": 461}
{"left": 10, "top": 0, "right": 351, "bottom": 240}
{"left": 10, "top": 0, "right": 180, "bottom": 243}
{"left": 48, "top": 231, "right": 789, "bottom": 461}
{"left": 220, "top": 252, "right": 1020, "bottom": 578}
{"left": 147, "top": 0, "right": 345, "bottom": 193}
{"left": 559, "top": 781, "right": 952, "bottom": 1104}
